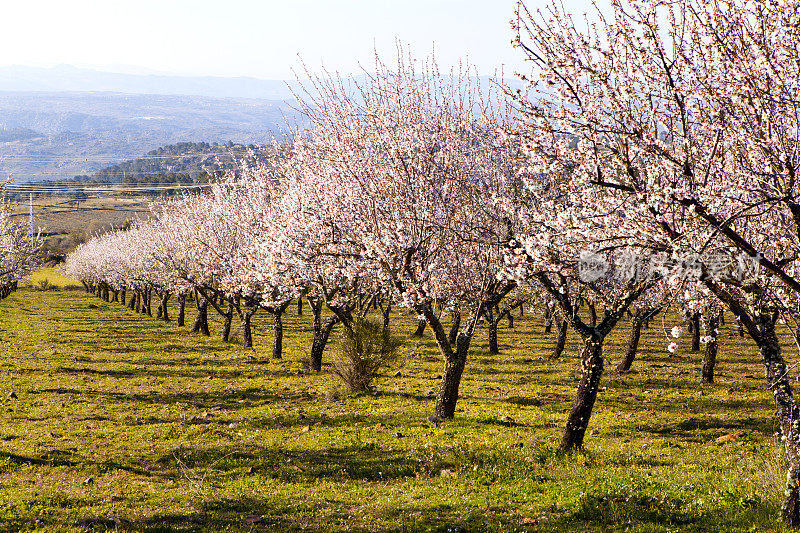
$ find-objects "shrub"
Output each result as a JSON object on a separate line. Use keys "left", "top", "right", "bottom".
{"left": 332, "top": 319, "right": 401, "bottom": 392}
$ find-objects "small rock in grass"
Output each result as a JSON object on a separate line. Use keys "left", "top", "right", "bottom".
{"left": 247, "top": 466, "right": 254, "bottom": 474}
{"left": 590, "top": 429, "right": 600, "bottom": 436}
{"left": 511, "top": 442, "right": 524, "bottom": 449}
{"left": 393, "top": 371, "right": 402, "bottom": 378}
{"left": 427, "top": 415, "right": 439, "bottom": 425}
{"left": 440, "top": 469, "right": 457, "bottom": 479}
{"left": 393, "top": 432, "right": 404, "bottom": 438}
{"left": 499, "top": 415, "right": 514, "bottom": 424}
{"left": 715, "top": 431, "right": 746, "bottom": 444}
{"left": 83, "top": 477, "right": 94, "bottom": 486}
{"left": 7, "top": 392, "right": 17, "bottom": 400}
{"left": 228, "top": 423, "right": 238, "bottom": 429}
{"left": 301, "top": 425, "right": 311, "bottom": 433}
{"left": 245, "top": 515, "right": 263, "bottom": 525}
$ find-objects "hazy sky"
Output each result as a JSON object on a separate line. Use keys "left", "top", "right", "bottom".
{"left": 0, "top": 0, "right": 602, "bottom": 79}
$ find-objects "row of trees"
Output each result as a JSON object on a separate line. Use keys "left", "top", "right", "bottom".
{"left": 0, "top": 187, "right": 40, "bottom": 299}
{"left": 64, "top": 0, "right": 800, "bottom": 524}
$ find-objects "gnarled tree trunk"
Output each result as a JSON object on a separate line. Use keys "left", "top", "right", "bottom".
{"left": 240, "top": 312, "right": 254, "bottom": 348}
{"left": 701, "top": 313, "right": 719, "bottom": 384}
{"left": 690, "top": 312, "right": 701, "bottom": 352}
{"left": 309, "top": 315, "right": 338, "bottom": 371}
{"left": 487, "top": 306, "right": 499, "bottom": 354}
{"left": 550, "top": 319, "right": 568, "bottom": 360}
{"left": 177, "top": 294, "right": 186, "bottom": 327}
{"left": 221, "top": 301, "right": 234, "bottom": 342}
{"left": 435, "top": 333, "right": 470, "bottom": 419}
{"left": 615, "top": 307, "right": 660, "bottom": 372}
{"left": 192, "top": 293, "right": 210, "bottom": 336}
{"left": 560, "top": 335, "right": 604, "bottom": 451}
{"left": 448, "top": 307, "right": 461, "bottom": 345}
{"left": 268, "top": 301, "right": 291, "bottom": 359}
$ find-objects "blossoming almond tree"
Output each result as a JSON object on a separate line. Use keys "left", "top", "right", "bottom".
{"left": 0, "top": 204, "right": 40, "bottom": 300}
{"left": 275, "top": 52, "right": 519, "bottom": 418}
{"left": 502, "top": 173, "right": 660, "bottom": 450}
{"left": 510, "top": 0, "right": 800, "bottom": 521}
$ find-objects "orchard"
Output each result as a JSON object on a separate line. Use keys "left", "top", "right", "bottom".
{"left": 5, "top": 0, "right": 800, "bottom": 530}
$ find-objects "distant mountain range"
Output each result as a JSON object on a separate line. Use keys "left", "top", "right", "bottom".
{"left": 0, "top": 91, "right": 300, "bottom": 181}
{"left": 0, "top": 65, "right": 299, "bottom": 100}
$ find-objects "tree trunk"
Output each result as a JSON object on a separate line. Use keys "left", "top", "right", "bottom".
{"left": 544, "top": 304, "right": 553, "bottom": 333}
{"left": 240, "top": 313, "right": 253, "bottom": 348}
{"left": 309, "top": 315, "right": 338, "bottom": 371}
{"left": 297, "top": 297, "right": 303, "bottom": 316}
{"left": 560, "top": 335, "right": 604, "bottom": 451}
{"left": 120, "top": 289, "right": 126, "bottom": 304}
{"left": 756, "top": 316, "right": 800, "bottom": 525}
{"left": 448, "top": 308, "right": 461, "bottom": 345}
{"left": 550, "top": 319, "right": 568, "bottom": 360}
{"left": 221, "top": 302, "right": 234, "bottom": 342}
{"left": 192, "top": 295, "right": 210, "bottom": 336}
{"left": 701, "top": 313, "right": 719, "bottom": 384}
{"left": 160, "top": 293, "right": 170, "bottom": 322}
{"left": 616, "top": 312, "right": 645, "bottom": 372}
{"left": 690, "top": 312, "right": 701, "bottom": 352}
{"left": 268, "top": 302, "right": 290, "bottom": 359}
{"left": 587, "top": 302, "right": 597, "bottom": 328}
{"left": 435, "top": 333, "right": 470, "bottom": 419}
{"left": 413, "top": 319, "right": 426, "bottom": 337}
{"left": 487, "top": 306, "right": 499, "bottom": 354}
{"left": 177, "top": 294, "right": 186, "bottom": 327}
{"left": 381, "top": 301, "right": 392, "bottom": 332}
{"left": 506, "top": 312, "right": 514, "bottom": 328}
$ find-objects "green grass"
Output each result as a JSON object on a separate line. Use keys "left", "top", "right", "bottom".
{"left": 0, "top": 287, "right": 793, "bottom": 531}
{"left": 25, "top": 268, "right": 81, "bottom": 290}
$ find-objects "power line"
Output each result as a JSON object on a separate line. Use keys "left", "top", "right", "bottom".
{"left": 4, "top": 184, "right": 213, "bottom": 192}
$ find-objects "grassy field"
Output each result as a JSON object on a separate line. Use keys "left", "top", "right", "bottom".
{"left": 0, "top": 281, "right": 794, "bottom": 532}
{"left": 9, "top": 196, "right": 153, "bottom": 236}
{"left": 24, "top": 268, "right": 81, "bottom": 289}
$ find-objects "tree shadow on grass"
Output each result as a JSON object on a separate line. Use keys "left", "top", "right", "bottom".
{"left": 0, "top": 450, "right": 152, "bottom": 476}
{"left": 636, "top": 415, "right": 774, "bottom": 442}
{"left": 151, "top": 442, "right": 439, "bottom": 484}
{"left": 32, "top": 386, "right": 313, "bottom": 410}
{"left": 65, "top": 495, "right": 779, "bottom": 533}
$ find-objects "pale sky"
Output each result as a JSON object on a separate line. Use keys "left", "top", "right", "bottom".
{"left": 0, "top": 0, "right": 602, "bottom": 79}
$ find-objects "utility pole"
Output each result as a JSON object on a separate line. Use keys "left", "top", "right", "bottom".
{"left": 29, "top": 193, "right": 33, "bottom": 237}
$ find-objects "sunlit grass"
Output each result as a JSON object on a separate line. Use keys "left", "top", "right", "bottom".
{"left": 25, "top": 267, "right": 80, "bottom": 289}
{"left": 0, "top": 288, "right": 793, "bottom": 531}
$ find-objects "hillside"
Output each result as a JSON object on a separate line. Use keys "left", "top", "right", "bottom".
{"left": 0, "top": 91, "right": 300, "bottom": 182}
